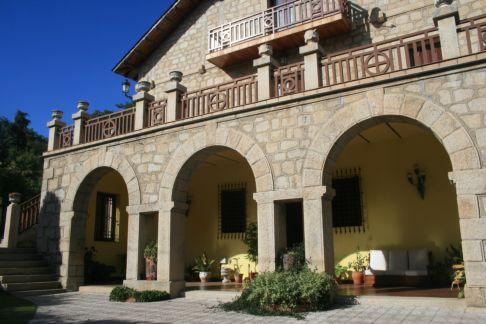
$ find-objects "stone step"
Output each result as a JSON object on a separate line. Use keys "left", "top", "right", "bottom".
{"left": 2, "top": 280, "right": 62, "bottom": 292}
{"left": 12, "top": 288, "right": 66, "bottom": 297}
{"left": 0, "top": 267, "right": 52, "bottom": 276}
{"left": 0, "top": 274, "right": 56, "bottom": 283}
{"left": 0, "top": 248, "right": 37, "bottom": 254}
{"left": 0, "top": 260, "right": 48, "bottom": 268}
{"left": 0, "top": 253, "right": 43, "bottom": 261}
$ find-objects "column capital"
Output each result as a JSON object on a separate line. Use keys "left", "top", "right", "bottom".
{"left": 299, "top": 29, "right": 324, "bottom": 56}
{"left": 165, "top": 81, "right": 187, "bottom": 94}
{"left": 133, "top": 91, "right": 154, "bottom": 103}
{"left": 71, "top": 110, "right": 89, "bottom": 121}
{"left": 433, "top": 1, "right": 459, "bottom": 26}
{"left": 253, "top": 186, "right": 335, "bottom": 204}
{"left": 126, "top": 203, "right": 159, "bottom": 215}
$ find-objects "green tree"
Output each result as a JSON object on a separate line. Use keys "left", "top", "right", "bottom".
{"left": 0, "top": 111, "right": 47, "bottom": 211}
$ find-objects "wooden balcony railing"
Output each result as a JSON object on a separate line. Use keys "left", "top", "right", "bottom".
{"left": 58, "top": 124, "right": 74, "bottom": 149}
{"left": 321, "top": 27, "right": 442, "bottom": 87}
{"left": 148, "top": 99, "right": 167, "bottom": 127}
{"left": 19, "top": 194, "right": 41, "bottom": 234}
{"left": 208, "top": 0, "right": 346, "bottom": 52}
{"left": 275, "top": 62, "right": 305, "bottom": 97}
{"left": 180, "top": 76, "right": 258, "bottom": 120}
{"left": 84, "top": 108, "right": 136, "bottom": 143}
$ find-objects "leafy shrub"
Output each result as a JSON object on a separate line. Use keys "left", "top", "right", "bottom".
{"left": 109, "top": 287, "right": 135, "bottom": 302}
{"left": 134, "top": 290, "right": 170, "bottom": 302}
{"left": 280, "top": 243, "right": 307, "bottom": 272}
{"left": 144, "top": 241, "right": 157, "bottom": 262}
{"left": 109, "top": 287, "right": 170, "bottom": 303}
{"left": 221, "top": 268, "right": 337, "bottom": 316}
{"left": 242, "top": 223, "right": 258, "bottom": 263}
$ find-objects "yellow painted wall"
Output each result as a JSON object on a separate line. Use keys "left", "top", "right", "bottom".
{"left": 333, "top": 124, "right": 461, "bottom": 267}
{"left": 185, "top": 152, "right": 257, "bottom": 278}
{"left": 85, "top": 171, "right": 129, "bottom": 277}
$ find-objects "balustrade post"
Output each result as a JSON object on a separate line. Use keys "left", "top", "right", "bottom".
{"left": 433, "top": 0, "right": 460, "bottom": 60}
{"left": 133, "top": 81, "right": 154, "bottom": 130}
{"left": 0, "top": 193, "right": 21, "bottom": 248}
{"left": 253, "top": 44, "right": 279, "bottom": 100}
{"left": 165, "top": 71, "right": 186, "bottom": 123}
{"left": 47, "top": 110, "right": 65, "bottom": 151}
{"left": 299, "top": 29, "right": 325, "bottom": 90}
{"left": 72, "top": 101, "right": 89, "bottom": 145}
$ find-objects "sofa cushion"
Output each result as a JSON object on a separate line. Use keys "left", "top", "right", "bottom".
{"left": 408, "top": 249, "right": 429, "bottom": 272}
{"left": 405, "top": 270, "right": 427, "bottom": 276}
{"left": 369, "top": 249, "right": 388, "bottom": 272}
{"left": 387, "top": 250, "right": 408, "bottom": 275}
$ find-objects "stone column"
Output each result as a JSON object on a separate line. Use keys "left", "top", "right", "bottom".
{"left": 72, "top": 101, "right": 89, "bottom": 146}
{"left": 0, "top": 193, "right": 22, "bottom": 248}
{"left": 449, "top": 168, "right": 486, "bottom": 307}
{"left": 133, "top": 81, "right": 154, "bottom": 131}
{"left": 303, "top": 186, "right": 335, "bottom": 274}
{"left": 253, "top": 44, "right": 279, "bottom": 100}
{"left": 299, "top": 29, "right": 324, "bottom": 90}
{"left": 433, "top": 1, "right": 460, "bottom": 60}
{"left": 165, "top": 71, "right": 186, "bottom": 123}
{"left": 47, "top": 110, "right": 66, "bottom": 151}
{"left": 253, "top": 194, "right": 286, "bottom": 272}
{"left": 125, "top": 212, "right": 143, "bottom": 281}
{"left": 156, "top": 202, "right": 186, "bottom": 297}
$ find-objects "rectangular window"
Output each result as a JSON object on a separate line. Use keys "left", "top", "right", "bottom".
{"left": 95, "top": 193, "right": 116, "bottom": 241}
{"left": 219, "top": 183, "right": 247, "bottom": 238}
{"left": 407, "top": 37, "right": 442, "bottom": 68}
{"left": 332, "top": 169, "right": 364, "bottom": 233}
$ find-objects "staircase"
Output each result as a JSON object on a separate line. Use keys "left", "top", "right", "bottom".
{"left": 0, "top": 247, "right": 64, "bottom": 297}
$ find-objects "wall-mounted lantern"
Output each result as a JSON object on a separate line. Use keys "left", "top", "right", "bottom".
{"left": 407, "top": 164, "right": 426, "bottom": 199}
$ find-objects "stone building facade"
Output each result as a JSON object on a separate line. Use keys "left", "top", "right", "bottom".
{"left": 31, "top": 0, "right": 486, "bottom": 306}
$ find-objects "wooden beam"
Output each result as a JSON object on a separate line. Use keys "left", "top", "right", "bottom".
{"left": 386, "top": 123, "right": 402, "bottom": 139}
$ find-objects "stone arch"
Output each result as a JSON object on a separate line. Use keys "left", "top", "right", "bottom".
{"left": 303, "top": 92, "right": 482, "bottom": 188}
{"left": 59, "top": 151, "right": 140, "bottom": 290}
{"left": 64, "top": 151, "right": 141, "bottom": 212}
{"left": 159, "top": 127, "right": 274, "bottom": 206}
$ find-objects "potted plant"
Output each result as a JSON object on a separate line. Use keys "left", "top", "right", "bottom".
{"left": 192, "top": 252, "right": 215, "bottom": 283}
{"left": 144, "top": 241, "right": 157, "bottom": 280}
{"left": 232, "top": 258, "right": 244, "bottom": 283}
{"left": 243, "top": 223, "right": 258, "bottom": 279}
{"left": 334, "top": 263, "right": 348, "bottom": 284}
{"left": 348, "top": 251, "right": 367, "bottom": 285}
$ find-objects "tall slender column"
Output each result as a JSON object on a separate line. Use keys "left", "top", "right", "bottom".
{"left": 72, "top": 101, "right": 89, "bottom": 145}
{"left": 253, "top": 44, "right": 279, "bottom": 100}
{"left": 433, "top": 1, "right": 460, "bottom": 60}
{"left": 46, "top": 110, "right": 65, "bottom": 151}
{"left": 165, "top": 71, "right": 186, "bottom": 123}
{"left": 303, "top": 186, "right": 335, "bottom": 274}
{"left": 0, "top": 193, "right": 22, "bottom": 248}
{"left": 299, "top": 29, "right": 324, "bottom": 90}
{"left": 133, "top": 81, "right": 154, "bottom": 130}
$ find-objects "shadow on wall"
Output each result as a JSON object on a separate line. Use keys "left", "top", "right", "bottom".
{"left": 321, "top": 2, "right": 371, "bottom": 53}
{"left": 38, "top": 192, "right": 62, "bottom": 277}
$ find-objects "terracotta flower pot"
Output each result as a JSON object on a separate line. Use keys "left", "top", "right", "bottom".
{"left": 234, "top": 273, "right": 243, "bottom": 283}
{"left": 145, "top": 259, "right": 157, "bottom": 280}
{"left": 352, "top": 271, "right": 364, "bottom": 285}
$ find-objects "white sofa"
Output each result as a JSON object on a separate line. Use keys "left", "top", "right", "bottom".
{"left": 365, "top": 249, "right": 429, "bottom": 286}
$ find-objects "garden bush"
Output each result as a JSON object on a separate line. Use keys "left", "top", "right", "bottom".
{"left": 134, "top": 290, "right": 170, "bottom": 302}
{"left": 109, "top": 287, "right": 135, "bottom": 302}
{"left": 109, "top": 287, "right": 170, "bottom": 303}
{"left": 221, "top": 268, "right": 337, "bottom": 316}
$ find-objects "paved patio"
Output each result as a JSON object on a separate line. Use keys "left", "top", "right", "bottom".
{"left": 27, "top": 292, "right": 486, "bottom": 323}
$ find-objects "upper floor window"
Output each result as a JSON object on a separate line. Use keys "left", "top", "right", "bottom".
{"left": 332, "top": 169, "right": 364, "bottom": 233}
{"left": 95, "top": 193, "right": 117, "bottom": 241}
{"left": 219, "top": 183, "right": 247, "bottom": 238}
{"left": 271, "top": 0, "right": 293, "bottom": 5}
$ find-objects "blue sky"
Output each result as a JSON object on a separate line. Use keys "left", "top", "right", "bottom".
{"left": 0, "top": 0, "right": 172, "bottom": 136}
